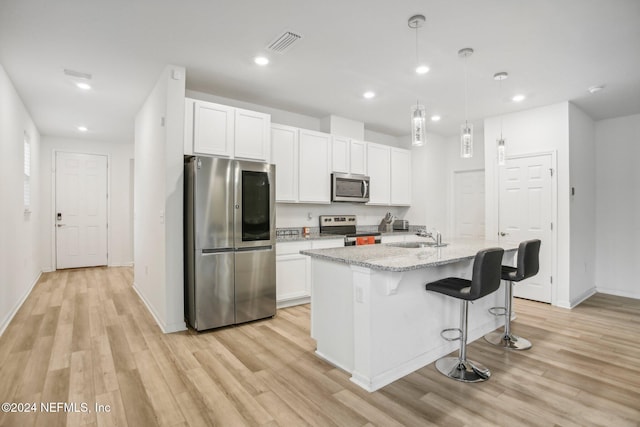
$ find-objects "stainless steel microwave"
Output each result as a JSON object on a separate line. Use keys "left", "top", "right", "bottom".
{"left": 331, "top": 173, "right": 370, "bottom": 203}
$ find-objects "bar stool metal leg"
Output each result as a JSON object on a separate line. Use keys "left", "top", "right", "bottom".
{"left": 484, "top": 280, "right": 532, "bottom": 350}
{"left": 436, "top": 300, "right": 491, "bottom": 382}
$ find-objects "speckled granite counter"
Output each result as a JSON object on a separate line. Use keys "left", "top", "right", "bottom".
{"left": 301, "top": 239, "right": 518, "bottom": 272}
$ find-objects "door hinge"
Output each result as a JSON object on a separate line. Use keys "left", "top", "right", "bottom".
{"left": 550, "top": 168, "right": 554, "bottom": 177}
{"left": 550, "top": 222, "right": 553, "bottom": 230}
{"left": 550, "top": 276, "right": 553, "bottom": 284}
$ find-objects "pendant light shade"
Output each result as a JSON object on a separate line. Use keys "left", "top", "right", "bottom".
{"left": 458, "top": 48, "right": 474, "bottom": 158}
{"left": 411, "top": 104, "right": 426, "bottom": 146}
{"left": 461, "top": 123, "right": 473, "bottom": 158}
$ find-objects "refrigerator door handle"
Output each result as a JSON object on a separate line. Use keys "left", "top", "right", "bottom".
{"left": 202, "top": 248, "right": 234, "bottom": 254}
{"left": 235, "top": 245, "right": 273, "bottom": 252}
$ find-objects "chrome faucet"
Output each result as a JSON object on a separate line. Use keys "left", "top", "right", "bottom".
{"left": 416, "top": 228, "right": 442, "bottom": 245}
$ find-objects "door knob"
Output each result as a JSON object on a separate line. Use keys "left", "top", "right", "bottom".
{"left": 499, "top": 231, "right": 509, "bottom": 237}
{"left": 57, "top": 224, "right": 66, "bottom": 227}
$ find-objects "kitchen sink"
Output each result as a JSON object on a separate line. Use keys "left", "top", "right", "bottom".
{"left": 387, "top": 241, "right": 448, "bottom": 248}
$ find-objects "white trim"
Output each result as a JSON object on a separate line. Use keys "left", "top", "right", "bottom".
{"left": 0, "top": 271, "right": 42, "bottom": 337}
{"left": 52, "top": 149, "right": 111, "bottom": 270}
{"left": 132, "top": 282, "right": 187, "bottom": 334}
{"left": 277, "top": 296, "right": 310, "bottom": 309}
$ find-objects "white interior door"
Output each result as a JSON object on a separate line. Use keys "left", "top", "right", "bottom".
{"left": 56, "top": 152, "right": 108, "bottom": 269}
{"left": 499, "top": 153, "right": 553, "bottom": 303}
{"left": 453, "top": 169, "right": 485, "bottom": 239}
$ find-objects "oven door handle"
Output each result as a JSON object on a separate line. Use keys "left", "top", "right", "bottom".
{"left": 362, "top": 180, "right": 368, "bottom": 198}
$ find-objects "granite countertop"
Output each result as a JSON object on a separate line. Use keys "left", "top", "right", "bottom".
{"left": 276, "top": 229, "right": 418, "bottom": 243}
{"left": 299, "top": 239, "right": 518, "bottom": 272}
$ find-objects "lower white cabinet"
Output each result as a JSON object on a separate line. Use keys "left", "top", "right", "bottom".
{"left": 276, "top": 238, "right": 343, "bottom": 308}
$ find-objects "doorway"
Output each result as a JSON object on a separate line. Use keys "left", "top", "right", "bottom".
{"left": 498, "top": 152, "right": 555, "bottom": 303}
{"left": 55, "top": 152, "right": 108, "bottom": 269}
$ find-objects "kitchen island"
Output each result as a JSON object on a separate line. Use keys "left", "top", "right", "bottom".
{"left": 300, "top": 239, "right": 518, "bottom": 392}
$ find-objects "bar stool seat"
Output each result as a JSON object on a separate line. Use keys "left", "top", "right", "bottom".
{"left": 484, "top": 239, "right": 541, "bottom": 350}
{"left": 425, "top": 248, "right": 504, "bottom": 383}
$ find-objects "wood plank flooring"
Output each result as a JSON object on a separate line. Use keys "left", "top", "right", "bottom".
{"left": 0, "top": 267, "right": 639, "bottom": 426}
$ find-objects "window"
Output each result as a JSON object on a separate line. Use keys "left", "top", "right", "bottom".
{"left": 24, "top": 132, "right": 30, "bottom": 212}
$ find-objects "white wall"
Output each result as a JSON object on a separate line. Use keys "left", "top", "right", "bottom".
{"left": 485, "top": 102, "right": 571, "bottom": 307}
{"left": 134, "top": 65, "right": 186, "bottom": 333}
{"left": 39, "top": 137, "right": 134, "bottom": 270}
{"left": 0, "top": 64, "right": 41, "bottom": 335}
{"left": 568, "top": 103, "right": 596, "bottom": 304}
{"left": 405, "top": 132, "right": 448, "bottom": 231}
{"left": 595, "top": 113, "right": 640, "bottom": 299}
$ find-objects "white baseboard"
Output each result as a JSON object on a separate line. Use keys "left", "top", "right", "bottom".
{"left": 0, "top": 270, "right": 42, "bottom": 337}
{"left": 132, "top": 282, "right": 187, "bottom": 334}
{"left": 596, "top": 288, "right": 640, "bottom": 300}
{"left": 555, "top": 287, "right": 597, "bottom": 309}
{"left": 277, "top": 296, "right": 310, "bottom": 309}
{"left": 108, "top": 261, "right": 134, "bottom": 267}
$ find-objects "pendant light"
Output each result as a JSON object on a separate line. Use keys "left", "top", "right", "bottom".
{"left": 408, "top": 14, "right": 426, "bottom": 147}
{"left": 494, "top": 72, "right": 508, "bottom": 166}
{"left": 458, "top": 48, "right": 474, "bottom": 158}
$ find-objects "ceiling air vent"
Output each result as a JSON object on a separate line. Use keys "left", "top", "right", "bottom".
{"left": 266, "top": 30, "right": 302, "bottom": 54}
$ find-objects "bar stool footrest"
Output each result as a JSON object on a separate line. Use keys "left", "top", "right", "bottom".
{"left": 488, "top": 306, "right": 507, "bottom": 316}
{"left": 440, "top": 328, "right": 462, "bottom": 341}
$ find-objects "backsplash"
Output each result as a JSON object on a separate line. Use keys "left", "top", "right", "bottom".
{"left": 276, "top": 203, "right": 411, "bottom": 228}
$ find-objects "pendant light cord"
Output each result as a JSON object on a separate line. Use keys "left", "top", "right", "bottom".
{"left": 464, "top": 56, "right": 469, "bottom": 127}
{"left": 499, "top": 77, "right": 503, "bottom": 139}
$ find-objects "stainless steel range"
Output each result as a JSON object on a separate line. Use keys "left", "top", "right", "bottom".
{"left": 319, "top": 215, "right": 381, "bottom": 246}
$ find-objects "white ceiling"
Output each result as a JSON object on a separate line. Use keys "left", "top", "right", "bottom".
{"left": 1, "top": 0, "right": 639, "bottom": 143}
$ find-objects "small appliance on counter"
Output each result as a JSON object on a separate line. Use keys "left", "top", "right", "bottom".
{"left": 393, "top": 219, "right": 409, "bottom": 231}
{"left": 319, "top": 215, "right": 381, "bottom": 246}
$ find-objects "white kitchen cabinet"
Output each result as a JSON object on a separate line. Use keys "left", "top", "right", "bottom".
{"left": 191, "top": 99, "right": 235, "bottom": 157}
{"left": 332, "top": 137, "right": 367, "bottom": 176}
{"left": 270, "top": 124, "right": 299, "bottom": 202}
{"left": 185, "top": 98, "right": 271, "bottom": 161}
{"left": 350, "top": 140, "right": 367, "bottom": 175}
{"left": 366, "top": 142, "right": 391, "bottom": 205}
{"left": 276, "top": 238, "right": 343, "bottom": 308}
{"left": 332, "top": 135, "right": 350, "bottom": 173}
{"left": 234, "top": 108, "right": 270, "bottom": 161}
{"left": 276, "top": 241, "right": 311, "bottom": 308}
{"left": 390, "top": 147, "right": 412, "bottom": 205}
{"left": 298, "top": 129, "right": 332, "bottom": 203}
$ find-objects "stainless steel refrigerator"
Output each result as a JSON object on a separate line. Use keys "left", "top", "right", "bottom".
{"left": 184, "top": 156, "right": 276, "bottom": 331}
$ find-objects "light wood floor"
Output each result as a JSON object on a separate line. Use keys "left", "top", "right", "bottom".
{"left": 1, "top": 267, "right": 639, "bottom": 427}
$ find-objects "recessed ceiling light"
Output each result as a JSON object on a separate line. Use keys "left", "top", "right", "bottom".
{"left": 363, "top": 91, "right": 375, "bottom": 99}
{"left": 588, "top": 85, "right": 605, "bottom": 94}
{"left": 512, "top": 94, "right": 525, "bottom": 102}
{"left": 76, "top": 82, "right": 91, "bottom": 90}
{"left": 254, "top": 56, "right": 269, "bottom": 66}
{"left": 431, "top": 115, "right": 441, "bottom": 121}
{"left": 415, "top": 65, "right": 430, "bottom": 75}
{"left": 77, "top": 126, "right": 88, "bottom": 132}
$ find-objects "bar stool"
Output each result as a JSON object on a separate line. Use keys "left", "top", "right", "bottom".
{"left": 425, "top": 248, "right": 504, "bottom": 383}
{"left": 484, "top": 239, "right": 541, "bottom": 350}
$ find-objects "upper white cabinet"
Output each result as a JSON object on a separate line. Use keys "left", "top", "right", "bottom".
{"left": 185, "top": 98, "right": 270, "bottom": 162}
{"left": 367, "top": 142, "right": 391, "bottom": 205}
{"left": 270, "top": 124, "right": 299, "bottom": 202}
{"left": 332, "top": 136, "right": 350, "bottom": 173}
{"left": 349, "top": 140, "right": 367, "bottom": 175}
{"left": 192, "top": 99, "right": 235, "bottom": 157}
{"left": 332, "top": 137, "right": 367, "bottom": 175}
{"left": 234, "top": 108, "right": 270, "bottom": 161}
{"left": 390, "top": 147, "right": 412, "bottom": 205}
{"left": 298, "top": 129, "right": 332, "bottom": 203}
